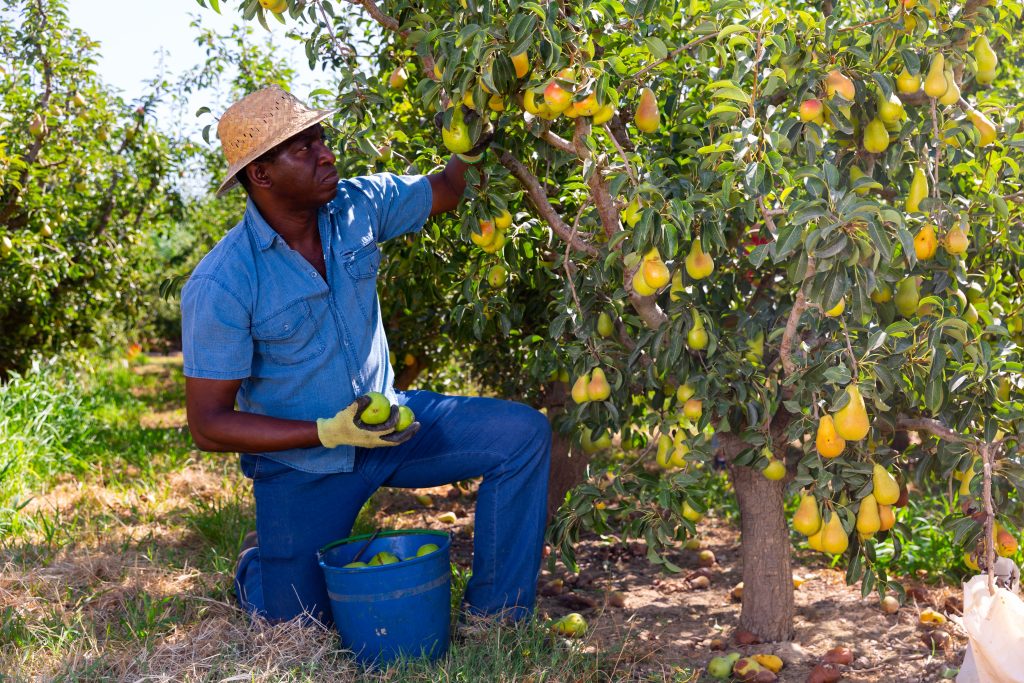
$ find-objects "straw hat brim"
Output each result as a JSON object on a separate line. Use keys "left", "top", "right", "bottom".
{"left": 215, "top": 107, "right": 337, "bottom": 198}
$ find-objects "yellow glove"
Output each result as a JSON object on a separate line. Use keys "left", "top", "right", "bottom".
{"left": 316, "top": 395, "right": 419, "bottom": 448}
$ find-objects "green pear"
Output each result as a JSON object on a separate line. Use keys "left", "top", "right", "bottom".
{"left": 894, "top": 277, "right": 920, "bottom": 318}
{"left": 687, "top": 309, "right": 708, "bottom": 351}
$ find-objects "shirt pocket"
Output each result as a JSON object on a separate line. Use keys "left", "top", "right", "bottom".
{"left": 344, "top": 241, "right": 381, "bottom": 280}
{"left": 252, "top": 299, "right": 326, "bottom": 365}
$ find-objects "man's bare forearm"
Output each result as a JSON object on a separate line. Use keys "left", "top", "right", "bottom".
{"left": 189, "top": 409, "right": 321, "bottom": 453}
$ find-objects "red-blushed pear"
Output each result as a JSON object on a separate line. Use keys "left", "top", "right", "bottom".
{"left": 388, "top": 66, "right": 409, "bottom": 89}
{"left": 815, "top": 415, "right": 846, "bottom": 458}
{"left": 572, "top": 91, "right": 600, "bottom": 117}
{"left": 995, "top": 523, "right": 1019, "bottom": 557}
{"left": 944, "top": 224, "right": 969, "bottom": 256}
{"left": 634, "top": 87, "right": 660, "bottom": 133}
{"left": 878, "top": 504, "right": 896, "bottom": 531}
{"left": 571, "top": 373, "right": 591, "bottom": 403}
{"left": 824, "top": 70, "right": 855, "bottom": 100}
{"left": 641, "top": 248, "right": 670, "bottom": 288}
{"left": 587, "top": 367, "right": 611, "bottom": 400}
{"left": 543, "top": 68, "right": 574, "bottom": 113}
{"left": 510, "top": 51, "right": 530, "bottom": 79}
{"left": 833, "top": 384, "right": 869, "bottom": 440}
{"left": 683, "top": 399, "right": 703, "bottom": 420}
{"left": 799, "top": 98, "right": 825, "bottom": 124}
{"left": 487, "top": 264, "right": 507, "bottom": 288}
{"left": 684, "top": 239, "right": 714, "bottom": 279}
{"left": 471, "top": 220, "right": 497, "bottom": 249}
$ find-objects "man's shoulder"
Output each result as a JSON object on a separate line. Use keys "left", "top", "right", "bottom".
{"left": 190, "top": 219, "right": 254, "bottom": 282}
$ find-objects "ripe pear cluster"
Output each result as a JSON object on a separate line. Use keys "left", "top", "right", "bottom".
{"left": 470, "top": 209, "right": 512, "bottom": 254}
{"left": 571, "top": 367, "right": 611, "bottom": 403}
{"left": 631, "top": 248, "right": 671, "bottom": 295}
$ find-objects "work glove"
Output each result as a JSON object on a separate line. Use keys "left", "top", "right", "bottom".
{"left": 433, "top": 105, "right": 495, "bottom": 163}
{"left": 316, "top": 395, "right": 420, "bottom": 448}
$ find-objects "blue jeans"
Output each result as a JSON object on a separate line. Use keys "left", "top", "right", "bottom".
{"left": 234, "top": 390, "right": 552, "bottom": 624}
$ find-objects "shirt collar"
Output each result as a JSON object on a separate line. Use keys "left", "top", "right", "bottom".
{"left": 245, "top": 197, "right": 335, "bottom": 252}
{"left": 245, "top": 197, "right": 280, "bottom": 252}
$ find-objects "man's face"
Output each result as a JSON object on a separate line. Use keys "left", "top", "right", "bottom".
{"left": 257, "top": 124, "right": 339, "bottom": 208}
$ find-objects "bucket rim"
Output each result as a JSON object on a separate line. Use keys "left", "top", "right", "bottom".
{"left": 317, "top": 529, "right": 450, "bottom": 564}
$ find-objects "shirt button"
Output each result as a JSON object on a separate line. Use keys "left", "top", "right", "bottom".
{"left": 284, "top": 323, "right": 290, "bottom": 330}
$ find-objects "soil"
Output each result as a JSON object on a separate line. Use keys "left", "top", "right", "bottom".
{"left": 376, "top": 485, "right": 969, "bottom": 683}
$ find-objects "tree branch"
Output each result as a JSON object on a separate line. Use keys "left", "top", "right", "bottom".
{"left": 626, "top": 32, "right": 719, "bottom": 83}
{"left": 541, "top": 130, "right": 576, "bottom": 154}
{"left": 895, "top": 417, "right": 970, "bottom": 444}
{"left": 344, "top": 0, "right": 400, "bottom": 33}
{"left": 498, "top": 150, "right": 599, "bottom": 257}
{"left": 779, "top": 256, "right": 817, "bottom": 376}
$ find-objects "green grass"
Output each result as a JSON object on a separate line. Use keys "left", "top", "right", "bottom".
{"left": 0, "top": 353, "right": 639, "bottom": 681}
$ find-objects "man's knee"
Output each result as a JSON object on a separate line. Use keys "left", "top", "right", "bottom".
{"left": 512, "top": 402, "right": 551, "bottom": 455}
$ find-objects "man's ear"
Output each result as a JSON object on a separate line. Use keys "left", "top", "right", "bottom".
{"left": 246, "top": 162, "right": 273, "bottom": 190}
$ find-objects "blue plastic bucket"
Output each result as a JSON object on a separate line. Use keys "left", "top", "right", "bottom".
{"left": 317, "top": 529, "right": 451, "bottom": 665}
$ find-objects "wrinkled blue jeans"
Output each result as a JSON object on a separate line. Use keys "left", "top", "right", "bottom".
{"left": 234, "top": 390, "right": 552, "bottom": 625}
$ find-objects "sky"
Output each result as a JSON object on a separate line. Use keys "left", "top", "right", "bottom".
{"left": 65, "top": 0, "right": 327, "bottom": 134}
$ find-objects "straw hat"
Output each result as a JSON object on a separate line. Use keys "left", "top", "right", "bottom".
{"left": 215, "top": 85, "right": 336, "bottom": 197}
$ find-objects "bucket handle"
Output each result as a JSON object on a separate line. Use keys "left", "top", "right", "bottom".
{"left": 350, "top": 528, "right": 381, "bottom": 563}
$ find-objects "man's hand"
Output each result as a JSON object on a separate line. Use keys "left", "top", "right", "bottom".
{"left": 316, "top": 395, "right": 420, "bottom": 448}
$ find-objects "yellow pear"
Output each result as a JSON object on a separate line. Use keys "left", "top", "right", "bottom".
{"left": 872, "top": 464, "right": 901, "bottom": 505}
{"left": 821, "top": 512, "right": 850, "bottom": 555}
{"left": 807, "top": 527, "right": 825, "bottom": 552}
{"left": 681, "top": 501, "right": 703, "bottom": 522}
{"left": 793, "top": 493, "right": 822, "bottom": 536}
{"left": 974, "top": 36, "right": 997, "bottom": 75}
{"left": 669, "top": 269, "right": 685, "bottom": 302}
{"left": 924, "top": 53, "right": 948, "bottom": 98}
{"left": 894, "top": 277, "right": 920, "bottom": 317}
{"left": 878, "top": 504, "right": 896, "bottom": 531}
{"left": 907, "top": 166, "right": 928, "bottom": 213}
{"left": 641, "top": 249, "right": 670, "bottom": 289}
{"left": 676, "top": 383, "right": 696, "bottom": 402}
{"left": 856, "top": 493, "right": 882, "bottom": 535}
{"left": 877, "top": 92, "right": 906, "bottom": 124}
{"left": 510, "top": 51, "right": 530, "bottom": 79}
{"left": 588, "top": 367, "right": 611, "bottom": 400}
{"left": 632, "top": 268, "right": 657, "bottom": 296}
{"left": 967, "top": 107, "right": 997, "bottom": 146}
{"left": 592, "top": 104, "right": 615, "bottom": 125}
{"left": 896, "top": 68, "right": 921, "bottom": 94}
{"left": 944, "top": 224, "right": 969, "bottom": 256}
{"left": 655, "top": 434, "right": 674, "bottom": 469}
{"left": 762, "top": 459, "right": 786, "bottom": 481}
{"left": 684, "top": 239, "right": 715, "bottom": 279}
{"left": 977, "top": 67, "right": 996, "bottom": 86}
{"left": 863, "top": 117, "right": 890, "bottom": 153}
{"left": 833, "top": 384, "right": 869, "bottom": 441}
{"left": 815, "top": 415, "right": 846, "bottom": 458}
{"left": 938, "top": 69, "right": 960, "bottom": 105}
{"left": 824, "top": 298, "right": 846, "bottom": 317}
{"left": 571, "top": 373, "right": 591, "bottom": 403}
{"left": 914, "top": 224, "right": 938, "bottom": 260}
{"left": 850, "top": 166, "right": 870, "bottom": 196}
{"left": 635, "top": 87, "right": 660, "bottom": 133}
{"left": 687, "top": 309, "right": 708, "bottom": 351}
{"left": 871, "top": 283, "right": 892, "bottom": 303}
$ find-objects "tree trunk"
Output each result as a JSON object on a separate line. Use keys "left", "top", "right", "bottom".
{"left": 730, "top": 463, "right": 794, "bottom": 642}
{"left": 542, "top": 382, "right": 588, "bottom": 520}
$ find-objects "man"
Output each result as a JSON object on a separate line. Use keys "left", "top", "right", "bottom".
{"left": 181, "top": 85, "right": 551, "bottom": 626}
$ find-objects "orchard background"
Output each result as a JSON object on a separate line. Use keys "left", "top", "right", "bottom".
{"left": 2, "top": 0, "right": 1024, "bottom": 679}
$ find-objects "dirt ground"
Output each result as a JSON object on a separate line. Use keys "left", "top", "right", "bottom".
{"left": 378, "top": 484, "right": 969, "bottom": 682}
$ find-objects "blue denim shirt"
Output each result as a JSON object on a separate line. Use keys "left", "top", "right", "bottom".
{"left": 181, "top": 173, "right": 432, "bottom": 473}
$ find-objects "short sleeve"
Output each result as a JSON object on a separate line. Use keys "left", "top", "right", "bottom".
{"left": 349, "top": 173, "right": 432, "bottom": 243}
{"left": 181, "top": 275, "right": 253, "bottom": 380}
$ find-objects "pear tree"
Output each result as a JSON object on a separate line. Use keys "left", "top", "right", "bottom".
{"left": 212, "top": 0, "right": 1024, "bottom": 641}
